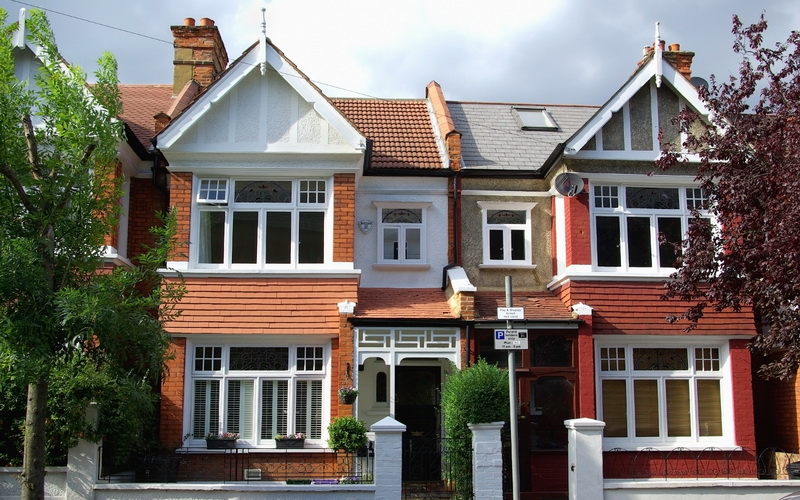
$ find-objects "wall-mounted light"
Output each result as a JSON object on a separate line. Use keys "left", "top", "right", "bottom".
{"left": 358, "top": 220, "right": 373, "bottom": 233}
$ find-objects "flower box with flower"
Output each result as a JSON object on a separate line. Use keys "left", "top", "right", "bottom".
{"left": 205, "top": 432, "right": 239, "bottom": 449}
{"left": 275, "top": 432, "right": 306, "bottom": 449}
{"left": 338, "top": 386, "right": 358, "bottom": 404}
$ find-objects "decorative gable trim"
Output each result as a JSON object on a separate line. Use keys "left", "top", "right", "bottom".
{"left": 157, "top": 41, "right": 365, "bottom": 152}
{"left": 564, "top": 56, "right": 712, "bottom": 158}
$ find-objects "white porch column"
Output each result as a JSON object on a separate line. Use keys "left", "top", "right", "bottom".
{"left": 372, "top": 416, "right": 406, "bottom": 500}
{"left": 565, "top": 418, "right": 605, "bottom": 500}
{"left": 66, "top": 403, "right": 100, "bottom": 500}
{"left": 469, "top": 421, "right": 504, "bottom": 500}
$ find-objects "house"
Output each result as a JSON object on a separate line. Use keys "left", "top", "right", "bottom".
{"left": 443, "top": 38, "right": 761, "bottom": 496}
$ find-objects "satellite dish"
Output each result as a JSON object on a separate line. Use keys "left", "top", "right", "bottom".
{"left": 690, "top": 76, "right": 708, "bottom": 90}
{"left": 551, "top": 173, "right": 585, "bottom": 197}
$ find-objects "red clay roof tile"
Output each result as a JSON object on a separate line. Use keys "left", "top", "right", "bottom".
{"left": 474, "top": 292, "right": 574, "bottom": 321}
{"left": 118, "top": 85, "right": 175, "bottom": 150}
{"left": 332, "top": 99, "right": 444, "bottom": 170}
{"left": 354, "top": 288, "right": 456, "bottom": 320}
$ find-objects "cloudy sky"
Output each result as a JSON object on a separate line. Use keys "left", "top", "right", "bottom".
{"left": 1, "top": 0, "right": 797, "bottom": 105}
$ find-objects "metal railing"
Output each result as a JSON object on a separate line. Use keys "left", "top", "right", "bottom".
{"left": 603, "top": 447, "right": 758, "bottom": 480}
{"left": 99, "top": 444, "right": 374, "bottom": 484}
{"left": 402, "top": 437, "right": 473, "bottom": 500}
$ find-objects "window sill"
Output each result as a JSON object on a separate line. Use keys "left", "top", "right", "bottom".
{"left": 479, "top": 264, "right": 537, "bottom": 270}
{"left": 180, "top": 444, "right": 330, "bottom": 453}
{"left": 372, "top": 263, "right": 431, "bottom": 271}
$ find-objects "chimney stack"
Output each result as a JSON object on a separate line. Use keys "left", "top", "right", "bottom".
{"left": 171, "top": 17, "right": 229, "bottom": 96}
{"left": 637, "top": 40, "right": 695, "bottom": 79}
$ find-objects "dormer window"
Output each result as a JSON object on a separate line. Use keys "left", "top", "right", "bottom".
{"left": 513, "top": 107, "right": 559, "bottom": 131}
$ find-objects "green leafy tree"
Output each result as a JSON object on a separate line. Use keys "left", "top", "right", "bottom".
{"left": 0, "top": 9, "right": 183, "bottom": 499}
{"left": 657, "top": 15, "right": 800, "bottom": 379}
{"left": 440, "top": 359, "right": 509, "bottom": 499}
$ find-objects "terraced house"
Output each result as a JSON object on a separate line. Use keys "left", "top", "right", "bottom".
{"left": 9, "top": 8, "right": 779, "bottom": 498}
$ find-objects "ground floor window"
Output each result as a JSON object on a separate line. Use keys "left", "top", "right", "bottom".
{"left": 596, "top": 340, "right": 731, "bottom": 448}
{"left": 187, "top": 341, "right": 327, "bottom": 447}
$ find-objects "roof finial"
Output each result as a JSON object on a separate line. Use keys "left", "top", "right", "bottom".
{"left": 654, "top": 21, "right": 663, "bottom": 87}
{"left": 259, "top": 7, "right": 268, "bottom": 76}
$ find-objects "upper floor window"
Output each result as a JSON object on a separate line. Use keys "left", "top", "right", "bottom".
{"left": 597, "top": 342, "right": 729, "bottom": 448}
{"left": 591, "top": 184, "right": 708, "bottom": 272}
{"left": 478, "top": 201, "right": 535, "bottom": 267}
{"left": 194, "top": 178, "right": 329, "bottom": 269}
{"left": 374, "top": 202, "right": 430, "bottom": 265}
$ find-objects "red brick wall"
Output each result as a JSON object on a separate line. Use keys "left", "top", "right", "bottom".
{"left": 160, "top": 337, "right": 186, "bottom": 446}
{"left": 564, "top": 191, "right": 591, "bottom": 267}
{"left": 730, "top": 338, "right": 756, "bottom": 450}
{"left": 333, "top": 173, "right": 354, "bottom": 263}
{"left": 127, "top": 177, "right": 167, "bottom": 261}
{"left": 576, "top": 314, "right": 596, "bottom": 419}
{"left": 169, "top": 172, "right": 193, "bottom": 262}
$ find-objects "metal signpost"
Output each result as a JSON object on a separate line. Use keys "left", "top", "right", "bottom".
{"left": 499, "top": 276, "right": 522, "bottom": 500}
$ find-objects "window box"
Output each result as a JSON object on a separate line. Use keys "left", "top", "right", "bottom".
{"left": 276, "top": 438, "right": 305, "bottom": 449}
{"left": 206, "top": 438, "right": 237, "bottom": 449}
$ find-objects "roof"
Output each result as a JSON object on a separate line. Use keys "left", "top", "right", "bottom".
{"left": 448, "top": 102, "right": 597, "bottom": 172}
{"left": 474, "top": 291, "right": 575, "bottom": 322}
{"left": 333, "top": 99, "right": 444, "bottom": 170}
{"left": 568, "top": 282, "right": 756, "bottom": 336}
{"left": 353, "top": 288, "right": 456, "bottom": 320}
{"left": 118, "top": 85, "right": 175, "bottom": 151}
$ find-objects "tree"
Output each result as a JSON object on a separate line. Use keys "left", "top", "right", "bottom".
{"left": 0, "top": 9, "right": 182, "bottom": 499}
{"left": 440, "top": 359, "right": 509, "bottom": 499}
{"left": 657, "top": 15, "right": 800, "bottom": 379}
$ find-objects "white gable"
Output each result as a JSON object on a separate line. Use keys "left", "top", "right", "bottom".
{"left": 565, "top": 56, "right": 711, "bottom": 161}
{"left": 157, "top": 40, "right": 365, "bottom": 161}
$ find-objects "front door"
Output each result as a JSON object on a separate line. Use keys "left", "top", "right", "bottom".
{"left": 396, "top": 366, "right": 440, "bottom": 481}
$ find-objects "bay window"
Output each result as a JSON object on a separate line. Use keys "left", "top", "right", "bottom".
{"left": 194, "top": 178, "right": 328, "bottom": 269}
{"left": 189, "top": 343, "right": 326, "bottom": 446}
{"left": 591, "top": 184, "right": 708, "bottom": 272}
{"left": 597, "top": 342, "right": 730, "bottom": 448}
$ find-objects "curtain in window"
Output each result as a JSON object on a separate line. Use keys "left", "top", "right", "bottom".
{"left": 295, "top": 380, "right": 323, "bottom": 439}
{"left": 193, "top": 380, "right": 220, "bottom": 437}
{"left": 260, "top": 380, "right": 288, "bottom": 439}
{"left": 227, "top": 380, "right": 254, "bottom": 439}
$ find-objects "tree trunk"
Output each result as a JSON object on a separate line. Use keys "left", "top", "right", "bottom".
{"left": 21, "top": 378, "right": 48, "bottom": 500}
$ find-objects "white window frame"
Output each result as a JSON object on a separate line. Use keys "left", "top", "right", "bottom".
{"left": 595, "top": 337, "right": 734, "bottom": 450}
{"left": 590, "top": 182, "right": 709, "bottom": 274}
{"left": 373, "top": 201, "right": 431, "bottom": 266}
{"left": 185, "top": 340, "right": 329, "bottom": 448}
{"left": 477, "top": 201, "right": 536, "bottom": 268}
{"left": 191, "top": 177, "right": 331, "bottom": 270}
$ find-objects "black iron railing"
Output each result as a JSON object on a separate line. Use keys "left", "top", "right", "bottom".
{"left": 99, "top": 445, "right": 374, "bottom": 484}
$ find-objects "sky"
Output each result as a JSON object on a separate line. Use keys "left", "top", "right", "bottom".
{"left": 1, "top": 0, "right": 797, "bottom": 105}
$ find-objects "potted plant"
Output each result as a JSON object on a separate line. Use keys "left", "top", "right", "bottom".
{"left": 275, "top": 432, "right": 306, "bottom": 449}
{"left": 338, "top": 386, "right": 358, "bottom": 404}
{"left": 205, "top": 431, "right": 239, "bottom": 449}
{"left": 327, "top": 416, "right": 368, "bottom": 452}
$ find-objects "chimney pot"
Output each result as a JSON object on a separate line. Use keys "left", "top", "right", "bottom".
{"left": 199, "top": 17, "right": 214, "bottom": 27}
{"left": 669, "top": 43, "right": 680, "bottom": 51}
{"left": 183, "top": 17, "right": 195, "bottom": 26}
{"left": 658, "top": 40, "right": 666, "bottom": 51}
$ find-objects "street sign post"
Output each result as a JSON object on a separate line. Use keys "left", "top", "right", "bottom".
{"left": 494, "top": 329, "right": 529, "bottom": 350}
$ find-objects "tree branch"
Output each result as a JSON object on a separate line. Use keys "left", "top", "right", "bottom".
{"left": 0, "top": 163, "right": 36, "bottom": 213}
{"left": 21, "top": 114, "right": 44, "bottom": 180}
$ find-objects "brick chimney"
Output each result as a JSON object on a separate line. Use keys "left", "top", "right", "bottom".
{"left": 171, "top": 17, "right": 229, "bottom": 96}
{"left": 638, "top": 40, "right": 695, "bottom": 79}
{"left": 663, "top": 43, "right": 695, "bottom": 79}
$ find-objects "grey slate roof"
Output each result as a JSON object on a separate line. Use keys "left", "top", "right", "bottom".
{"left": 448, "top": 101, "right": 599, "bottom": 172}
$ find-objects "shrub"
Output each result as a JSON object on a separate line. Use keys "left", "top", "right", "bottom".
{"left": 440, "top": 359, "right": 509, "bottom": 499}
{"left": 326, "top": 416, "right": 368, "bottom": 451}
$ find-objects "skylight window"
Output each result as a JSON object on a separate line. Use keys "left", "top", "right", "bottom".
{"left": 513, "top": 107, "right": 559, "bottom": 131}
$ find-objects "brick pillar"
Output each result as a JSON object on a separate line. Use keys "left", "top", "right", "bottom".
{"left": 565, "top": 418, "right": 605, "bottom": 500}
{"left": 572, "top": 302, "right": 596, "bottom": 418}
{"left": 372, "top": 416, "right": 406, "bottom": 500}
{"left": 469, "top": 422, "right": 504, "bottom": 500}
{"left": 337, "top": 299, "right": 356, "bottom": 418}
